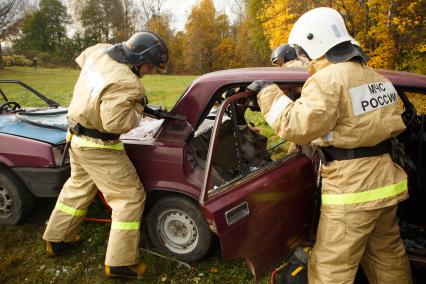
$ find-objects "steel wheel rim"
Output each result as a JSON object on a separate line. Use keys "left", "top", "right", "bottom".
{"left": 157, "top": 209, "right": 199, "bottom": 254}
{"left": 0, "top": 185, "right": 13, "bottom": 217}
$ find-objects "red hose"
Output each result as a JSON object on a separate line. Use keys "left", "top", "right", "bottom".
{"left": 81, "top": 192, "right": 112, "bottom": 223}
{"left": 270, "top": 262, "right": 289, "bottom": 284}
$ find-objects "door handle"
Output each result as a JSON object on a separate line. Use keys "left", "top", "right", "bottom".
{"left": 225, "top": 202, "right": 249, "bottom": 225}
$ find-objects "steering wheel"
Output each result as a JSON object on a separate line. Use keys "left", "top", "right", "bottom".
{"left": 0, "top": 101, "right": 21, "bottom": 114}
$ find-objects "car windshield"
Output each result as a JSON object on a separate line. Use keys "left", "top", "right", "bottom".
{"left": 0, "top": 83, "right": 48, "bottom": 108}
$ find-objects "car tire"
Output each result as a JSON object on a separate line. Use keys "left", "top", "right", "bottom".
{"left": 147, "top": 195, "right": 214, "bottom": 262}
{"left": 0, "top": 169, "right": 34, "bottom": 225}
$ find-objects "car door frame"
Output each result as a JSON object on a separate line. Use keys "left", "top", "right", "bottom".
{"left": 198, "top": 90, "right": 317, "bottom": 279}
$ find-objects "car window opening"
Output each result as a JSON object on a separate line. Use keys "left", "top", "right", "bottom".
{"left": 190, "top": 85, "right": 303, "bottom": 190}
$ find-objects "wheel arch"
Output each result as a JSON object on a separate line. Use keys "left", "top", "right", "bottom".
{"left": 145, "top": 188, "right": 199, "bottom": 213}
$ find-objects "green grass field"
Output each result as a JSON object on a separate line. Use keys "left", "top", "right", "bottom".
{"left": 0, "top": 67, "right": 266, "bottom": 284}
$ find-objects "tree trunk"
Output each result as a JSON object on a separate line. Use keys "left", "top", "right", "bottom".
{"left": 0, "top": 42, "right": 4, "bottom": 69}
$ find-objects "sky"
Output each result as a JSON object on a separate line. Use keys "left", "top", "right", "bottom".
{"left": 163, "top": 0, "right": 239, "bottom": 32}
{"left": 30, "top": 0, "right": 239, "bottom": 33}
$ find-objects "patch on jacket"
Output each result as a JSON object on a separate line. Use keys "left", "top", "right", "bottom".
{"left": 349, "top": 82, "right": 398, "bottom": 116}
{"left": 81, "top": 57, "right": 106, "bottom": 98}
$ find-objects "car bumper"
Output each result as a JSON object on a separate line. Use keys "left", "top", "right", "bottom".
{"left": 12, "top": 165, "right": 70, "bottom": 197}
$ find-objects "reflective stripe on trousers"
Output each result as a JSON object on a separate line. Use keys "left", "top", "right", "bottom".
{"left": 56, "top": 201, "right": 87, "bottom": 217}
{"left": 111, "top": 221, "right": 140, "bottom": 230}
{"left": 322, "top": 179, "right": 407, "bottom": 205}
{"left": 72, "top": 135, "right": 124, "bottom": 151}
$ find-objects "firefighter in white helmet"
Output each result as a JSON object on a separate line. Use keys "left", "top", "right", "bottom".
{"left": 43, "top": 31, "right": 168, "bottom": 279}
{"left": 248, "top": 7, "right": 412, "bottom": 283}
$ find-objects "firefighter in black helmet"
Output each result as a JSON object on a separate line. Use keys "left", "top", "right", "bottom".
{"left": 43, "top": 31, "right": 168, "bottom": 279}
{"left": 271, "top": 44, "right": 306, "bottom": 69}
{"left": 107, "top": 31, "right": 169, "bottom": 76}
{"left": 271, "top": 44, "right": 297, "bottom": 67}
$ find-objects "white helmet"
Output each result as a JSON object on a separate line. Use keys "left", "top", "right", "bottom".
{"left": 288, "top": 7, "right": 354, "bottom": 60}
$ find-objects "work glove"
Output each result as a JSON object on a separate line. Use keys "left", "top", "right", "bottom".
{"left": 140, "top": 94, "right": 149, "bottom": 106}
{"left": 246, "top": 80, "right": 273, "bottom": 95}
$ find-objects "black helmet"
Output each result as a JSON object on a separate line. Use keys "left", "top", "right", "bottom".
{"left": 271, "top": 44, "right": 297, "bottom": 65}
{"left": 106, "top": 31, "right": 168, "bottom": 75}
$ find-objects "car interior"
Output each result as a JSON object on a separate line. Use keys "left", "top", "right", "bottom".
{"left": 189, "top": 84, "right": 302, "bottom": 188}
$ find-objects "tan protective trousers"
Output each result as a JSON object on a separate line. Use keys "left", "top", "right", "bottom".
{"left": 308, "top": 205, "right": 412, "bottom": 284}
{"left": 43, "top": 145, "right": 146, "bottom": 266}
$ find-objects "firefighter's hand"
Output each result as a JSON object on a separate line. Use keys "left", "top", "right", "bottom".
{"left": 140, "top": 95, "right": 148, "bottom": 106}
{"left": 246, "top": 80, "right": 273, "bottom": 95}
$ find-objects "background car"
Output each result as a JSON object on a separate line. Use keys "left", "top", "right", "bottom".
{"left": 0, "top": 80, "right": 69, "bottom": 225}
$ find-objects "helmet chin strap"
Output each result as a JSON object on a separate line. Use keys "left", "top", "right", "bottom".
{"left": 130, "top": 65, "right": 141, "bottom": 77}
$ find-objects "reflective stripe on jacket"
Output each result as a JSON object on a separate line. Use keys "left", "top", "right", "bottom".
{"left": 257, "top": 58, "right": 408, "bottom": 212}
{"left": 71, "top": 135, "right": 125, "bottom": 151}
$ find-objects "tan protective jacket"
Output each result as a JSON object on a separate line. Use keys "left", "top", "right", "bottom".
{"left": 68, "top": 44, "right": 144, "bottom": 136}
{"left": 258, "top": 57, "right": 408, "bottom": 212}
{"left": 283, "top": 59, "right": 307, "bottom": 69}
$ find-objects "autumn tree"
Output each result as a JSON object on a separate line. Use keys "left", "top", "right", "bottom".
{"left": 139, "top": 0, "right": 170, "bottom": 27}
{"left": 0, "top": 0, "right": 26, "bottom": 68}
{"left": 80, "top": 0, "right": 104, "bottom": 46}
{"left": 244, "top": 0, "right": 271, "bottom": 65}
{"left": 259, "top": 0, "right": 425, "bottom": 74}
{"left": 80, "top": 0, "right": 125, "bottom": 47}
{"left": 14, "top": 0, "right": 72, "bottom": 61}
{"left": 184, "top": 0, "right": 233, "bottom": 74}
{"left": 232, "top": 0, "right": 271, "bottom": 67}
{"left": 119, "top": 0, "right": 139, "bottom": 39}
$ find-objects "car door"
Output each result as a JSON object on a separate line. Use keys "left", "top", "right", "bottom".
{"left": 199, "top": 91, "right": 317, "bottom": 279}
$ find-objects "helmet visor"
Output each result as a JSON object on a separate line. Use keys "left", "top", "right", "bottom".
{"left": 294, "top": 45, "right": 311, "bottom": 64}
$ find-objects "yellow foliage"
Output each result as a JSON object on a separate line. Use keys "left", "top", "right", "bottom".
{"left": 259, "top": 0, "right": 302, "bottom": 49}
{"left": 258, "top": 0, "right": 425, "bottom": 73}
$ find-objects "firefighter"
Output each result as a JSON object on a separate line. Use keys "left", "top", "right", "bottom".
{"left": 248, "top": 7, "right": 412, "bottom": 283}
{"left": 42, "top": 31, "right": 168, "bottom": 279}
{"left": 271, "top": 44, "right": 307, "bottom": 155}
{"left": 271, "top": 43, "right": 305, "bottom": 69}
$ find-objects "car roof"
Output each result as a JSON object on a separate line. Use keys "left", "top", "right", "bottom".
{"left": 172, "top": 67, "right": 426, "bottom": 128}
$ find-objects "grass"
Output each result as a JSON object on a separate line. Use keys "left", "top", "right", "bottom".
{"left": 0, "top": 67, "right": 270, "bottom": 284}
{"left": 0, "top": 66, "right": 196, "bottom": 108}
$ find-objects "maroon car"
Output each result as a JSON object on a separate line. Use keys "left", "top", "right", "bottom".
{"left": 1, "top": 69, "right": 425, "bottom": 279}
{"left": 122, "top": 68, "right": 426, "bottom": 278}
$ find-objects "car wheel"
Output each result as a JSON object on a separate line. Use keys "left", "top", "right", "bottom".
{"left": 0, "top": 169, "right": 34, "bottom": 225}
{"left": 147, "top": 195, "right": 214, "bottom": 262}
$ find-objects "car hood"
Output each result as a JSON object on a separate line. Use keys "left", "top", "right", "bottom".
{"left": 0, "top": 108, "right": 67, "bottom": 145}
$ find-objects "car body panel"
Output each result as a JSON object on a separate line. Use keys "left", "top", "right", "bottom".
{"left": 12, "top": 166, "right": 70, "bottom": 197}
{"left": 202, "top": 156, "right": 315, "bottom": 278}
{"left": 199, "top": 91, "right": 315, "bottom": 278}
{"left": 0, "top": 133, "right": 58, "bottom": 167}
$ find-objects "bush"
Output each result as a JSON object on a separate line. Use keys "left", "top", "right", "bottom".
{"left": 2, "top": 55, "right": 33, "bottom": 67}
